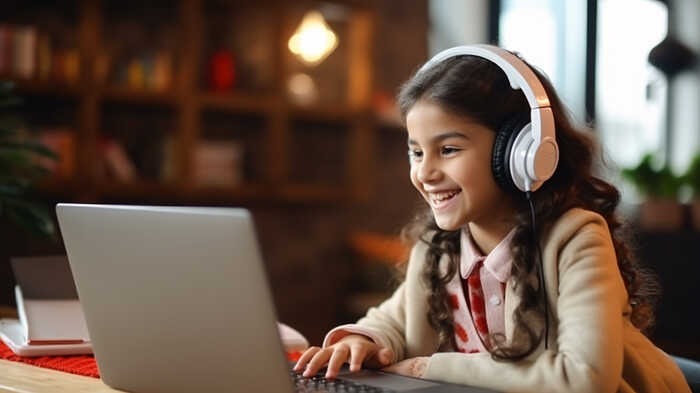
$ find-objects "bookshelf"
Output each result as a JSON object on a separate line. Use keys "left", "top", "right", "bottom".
{"left": 0, "top": 0, "right": 376, "bottom": 205}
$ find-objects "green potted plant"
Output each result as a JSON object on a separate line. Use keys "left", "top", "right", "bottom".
{"left": 0, "top": 81, "right": 57, "bottom": 238}
{"left": 682, "top": 152, "right": 700, "bottom": 231}
{"left": 621, "top": 153, "right": 684, "bottom": 231}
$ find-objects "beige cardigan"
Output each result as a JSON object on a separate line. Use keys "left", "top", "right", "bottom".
{"left": 347, "top": 208, "right": 690, "bottom": 393}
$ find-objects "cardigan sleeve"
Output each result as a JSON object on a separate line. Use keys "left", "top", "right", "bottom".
{"left": 424, "top": 215, "right": 628, "bottom": 393}
{"left": 322, "top": 241, "right": 433, "bottom": 362}
{"left": 321, "top": 281, "right": 408, "bottom": 356}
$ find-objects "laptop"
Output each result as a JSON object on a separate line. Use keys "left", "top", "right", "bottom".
{"left": 56, "top": 203, "right": 498, "bottom": 393}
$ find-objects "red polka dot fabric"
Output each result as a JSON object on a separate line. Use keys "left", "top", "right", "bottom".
{"left": 454, "top": 321, "right": 469, "bottom": 343}
{"left": 467, "top": 263, "right": 490, "bottom": 341}
{"left": 449, "top": 294, "right": 460, "bottom": 310}
{"left": 450, "top": 258, "right": 508, "bottom": 354}
{"left": 448, "top": 228, "right": 513, "bottom": 354}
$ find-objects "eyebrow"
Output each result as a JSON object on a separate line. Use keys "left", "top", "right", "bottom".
{"left": 407, "top": 131, "right": 469, "bottom": 146}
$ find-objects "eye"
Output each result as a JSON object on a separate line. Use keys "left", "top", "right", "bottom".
{"left": 441, "top": 146, "right": 460, "bottom": 155}
{"left": 408, "top": 149, "right": 423, "bottom": 162}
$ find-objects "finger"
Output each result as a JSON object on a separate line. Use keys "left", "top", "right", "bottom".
{"left": 304, "top": 347, "right": 333, "bottom": 377}
{"left": 348, "top": 343, "right": 370, "bottom": 372}
{"left": 294, "top": 346, "right": 321, "bottom": 371}
{"left": 325, "top": 344, "right": 350, "bottom": 379}
{"left": 364, "top": 347, "right": 394, "bottom": 369}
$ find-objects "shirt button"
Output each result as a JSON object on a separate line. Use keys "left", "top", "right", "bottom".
{"left": 490, "top": 295, "right": 502, "bottom": 306}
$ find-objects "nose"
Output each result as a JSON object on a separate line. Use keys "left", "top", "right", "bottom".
{"left": 416, "top": 155, "right": 441, "bottom": 184}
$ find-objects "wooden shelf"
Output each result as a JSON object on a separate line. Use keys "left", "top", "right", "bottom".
{"left": 100, "top": 86, "right": 179, "bottom": 106}
{"left": 289, "top": 104, "right": 369, "bottom": 122}
{"left": 4, "top": 77, "right": 83, "bottom": 99}
{"left": 91, "top": 181, "right": 349, "bottom": 204}
{"left": 37, "top": 178, "right": 85, "bottom": 196}
{"left": 198, "top": 92, "right": 277, "bottom": 115}
{"left": 4, "top": 0, "right": 376, "bottom": 205}
{"left": 277, "top": 184, "right": 349, "bottom": 203}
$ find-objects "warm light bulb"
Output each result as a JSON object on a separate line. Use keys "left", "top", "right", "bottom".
{"left": 288, "top": 10, "right": 338, "bottom": 66}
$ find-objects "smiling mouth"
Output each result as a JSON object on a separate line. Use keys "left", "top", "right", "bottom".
{"left": 428, "top": 190, "right": 461, "bottom": 209}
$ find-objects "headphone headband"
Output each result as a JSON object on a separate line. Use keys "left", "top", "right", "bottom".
{"left": 419, "top": 44, "right": 550, "bottom": 109}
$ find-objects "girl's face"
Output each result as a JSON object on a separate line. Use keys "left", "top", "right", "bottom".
{"left": 407, "top": 99, "right": 515, "bottom": 231}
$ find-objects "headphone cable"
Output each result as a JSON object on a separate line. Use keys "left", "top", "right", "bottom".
{"left": 525, "top": 191, "right": 549, "bottom": 350}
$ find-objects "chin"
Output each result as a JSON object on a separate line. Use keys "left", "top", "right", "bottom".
{"left": 433, "top": 215, "right": 464, "bottom": 232}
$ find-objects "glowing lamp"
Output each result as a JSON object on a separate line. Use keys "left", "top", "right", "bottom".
{"left": 288, "top": 10, "right": 338, "bottom": 66}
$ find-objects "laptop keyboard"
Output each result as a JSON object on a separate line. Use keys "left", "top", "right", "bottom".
{"left": 290, "top": 369, "right": 396, "bottom": 393}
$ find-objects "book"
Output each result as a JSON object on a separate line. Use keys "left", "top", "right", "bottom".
{"left": 102, "top": 138, "right": 137, "bottom": 181}
{"left": 12, "top": 26, "right": 36, "bottom": 79}
{"left": 37, "top": 128, "right": 76, "bottom": 178}
{"left": 193, "top": 141, "right": 244, "bottom": 186}
{"left": 0, "top": 24, "right": 12, "bottom": 75}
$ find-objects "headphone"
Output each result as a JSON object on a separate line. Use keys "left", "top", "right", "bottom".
{"left": 418, "top": 44, "right": 559, "bottom": 193}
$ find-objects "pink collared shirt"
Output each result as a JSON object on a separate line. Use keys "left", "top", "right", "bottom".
{"left": 323, "top": 228, "right": 515, "bottom": 354}
{"left": 447, "top": 227, "right": 515, "bottom": 353}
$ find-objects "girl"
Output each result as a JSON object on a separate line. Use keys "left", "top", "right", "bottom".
{"left": 294, "top": 45, "right": 691, "bottom": 393}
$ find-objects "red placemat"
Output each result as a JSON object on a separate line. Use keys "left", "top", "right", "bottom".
{"left": 0, "top": 341, "right": 100, "bottom": 377}
{"left": 1, "top": 340, "right": 303, "bottom": 378}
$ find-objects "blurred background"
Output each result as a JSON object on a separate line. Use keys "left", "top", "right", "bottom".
{"left": 1, "top": 0, "right": 699, "bottom": 360}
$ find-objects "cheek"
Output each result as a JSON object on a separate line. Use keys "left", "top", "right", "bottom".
{"left": 409, "top": 165, "right": 421, "bottom": 191}
{"left": 451, "top": 156, "right": 492, "bottom": 189}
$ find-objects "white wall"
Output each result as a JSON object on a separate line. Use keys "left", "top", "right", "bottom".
{"left": 428, "top": 0, "right": 489, "bottom": 55}
{"left": 669, "top": 0, "right": 700, "bottom": 174}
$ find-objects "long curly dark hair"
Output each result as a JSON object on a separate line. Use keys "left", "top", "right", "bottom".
{"left": 397, "top": 52, "right": 659, "bottom": 360}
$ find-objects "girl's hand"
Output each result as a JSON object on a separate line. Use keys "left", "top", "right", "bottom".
{"left": 293, "top": 334, "right": 394, "bottom": 379}
{"left": 382, "top": 356, "right": 429, "bottom": 378}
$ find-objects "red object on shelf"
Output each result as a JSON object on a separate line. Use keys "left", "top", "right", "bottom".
{"left": 208, "top": 49, "right": 236, "bottom": 91}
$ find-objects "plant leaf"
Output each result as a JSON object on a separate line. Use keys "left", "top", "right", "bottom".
{"left": 0, "top": 184, "right": 24, "bottom": 197}
{"left": 1, "top": 197, "right": 55, "bottom": 238}
{"left": 0, "top": 140, "right": 58, "bottom": 159}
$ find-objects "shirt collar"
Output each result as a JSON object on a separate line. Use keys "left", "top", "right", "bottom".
{"left": 460, "top": 227, "right": 516, "bottom": 282}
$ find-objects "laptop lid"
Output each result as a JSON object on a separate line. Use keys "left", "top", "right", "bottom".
{"left": 56, "top": 203, "right": 294, "bottom": 393}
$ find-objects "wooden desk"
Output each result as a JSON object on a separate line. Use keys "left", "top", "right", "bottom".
{"left": 0, "top": 307, "right": 119, "bottom": 392}
{"left": 0, "top": 359, "right": 122, "bottom": 393}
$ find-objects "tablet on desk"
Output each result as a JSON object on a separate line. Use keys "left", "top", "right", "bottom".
{"left": 0, "top": 256, "right": 92, "bottom": 356}
{"left": 0, "top": 318, "right": 92, "bottom": 357}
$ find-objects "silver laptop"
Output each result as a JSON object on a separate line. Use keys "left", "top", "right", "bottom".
{"left": 56, "top": 203, "right": 497, "bottom": 393}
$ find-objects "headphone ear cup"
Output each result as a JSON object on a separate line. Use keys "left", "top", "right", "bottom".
{"left": 491, "top": 115, "right": 529, "bottom": 194}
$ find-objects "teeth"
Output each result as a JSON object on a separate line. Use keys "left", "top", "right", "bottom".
{"left": 429, "top": 190, "right": 459, "bottom": 205}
